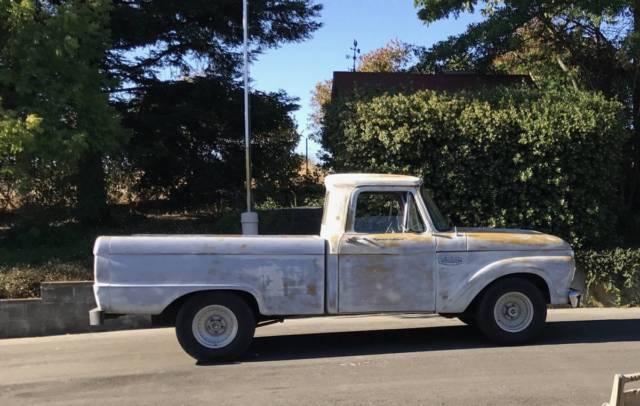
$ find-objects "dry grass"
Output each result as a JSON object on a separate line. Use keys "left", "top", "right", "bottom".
{"left": 0, "top": 261, "right": 92, "bottom": 299}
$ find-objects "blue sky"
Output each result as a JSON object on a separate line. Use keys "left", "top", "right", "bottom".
{"left": 251, "top": 0, "right": 483, "bottom": 159}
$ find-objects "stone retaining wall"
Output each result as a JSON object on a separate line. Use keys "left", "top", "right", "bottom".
{"left": 0, "top": 281, "right": 151, "bottom": 339}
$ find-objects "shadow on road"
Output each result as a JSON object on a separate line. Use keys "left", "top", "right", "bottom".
{"left": 224, "top": 318, "right": 640, "bottom": 363}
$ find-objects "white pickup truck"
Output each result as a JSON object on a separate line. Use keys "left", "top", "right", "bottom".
{"left": 90, "top": 174, "right": 581, "bottom": 362}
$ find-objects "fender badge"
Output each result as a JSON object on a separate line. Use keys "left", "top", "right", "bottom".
{"left": 438, "top": 255, "right": 464, "bottom": 266}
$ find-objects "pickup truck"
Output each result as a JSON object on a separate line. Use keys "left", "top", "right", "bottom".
{"left": 90, "top": 174, "right": 581, "bottom": 362}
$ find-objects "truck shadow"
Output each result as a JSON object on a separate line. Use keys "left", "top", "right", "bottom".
{"left": 232, "top": 318, "right": 640, "bottom": 363}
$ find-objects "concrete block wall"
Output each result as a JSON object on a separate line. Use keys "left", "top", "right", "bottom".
{"left": 0, "top": 281, "right": 151, "bottom": 339}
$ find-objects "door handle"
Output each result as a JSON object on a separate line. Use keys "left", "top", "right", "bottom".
{"left": 346, "top": 236, "right": 371, "bottom": 245}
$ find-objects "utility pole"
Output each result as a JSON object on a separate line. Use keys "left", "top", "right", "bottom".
{"left": 240, "top": 0, "right": 259, "bottom": 235}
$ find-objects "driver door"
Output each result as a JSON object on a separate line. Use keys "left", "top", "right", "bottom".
{"left": 337, "top": 189, "right": 436, "bottom": 313}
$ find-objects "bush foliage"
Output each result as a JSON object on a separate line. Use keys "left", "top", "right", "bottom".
{"left": 321, "top": 86, "right": 627, "bottom": 247}
{"left": 577, "top": 249, "right": 640, "bottom": 306}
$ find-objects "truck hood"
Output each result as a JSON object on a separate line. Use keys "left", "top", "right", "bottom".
{"left": 463, "top": 228, "right": 571, "bottom": 252}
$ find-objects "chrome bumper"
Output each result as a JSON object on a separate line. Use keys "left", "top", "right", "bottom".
{"left": 568, "top": 289, "right": 582, "bottom": 308}
{"left": 89, "top": 307, "right": 104, "bottom": 326}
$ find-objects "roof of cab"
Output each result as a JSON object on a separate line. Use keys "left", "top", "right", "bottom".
{"left": 324, "top": 173, "right": 422, "bottom": 188}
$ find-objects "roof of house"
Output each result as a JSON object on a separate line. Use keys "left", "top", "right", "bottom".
{"left": 331, "top": 71, "right": 533, "bottom": 98}
{"left": 324, "top": 173, "right": 422, "bottom": 188}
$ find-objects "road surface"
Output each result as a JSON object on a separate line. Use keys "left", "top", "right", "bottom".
{"left": 1, "top": 308, "right": 639, "bottom": 405}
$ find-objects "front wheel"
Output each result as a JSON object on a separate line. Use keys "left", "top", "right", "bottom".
{"left": 175, "top": 292, "right": 256, "bottom": 362}
{"left": 475, "top": 278, "right": 547, "bottom": 344}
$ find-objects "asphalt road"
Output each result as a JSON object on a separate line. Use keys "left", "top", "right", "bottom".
{"left": 1, "top": 308, "right": 639, "bottom": 406}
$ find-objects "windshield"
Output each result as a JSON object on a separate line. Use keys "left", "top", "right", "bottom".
{"left": 420, "top": 187, "right": 453, "bottom": 231}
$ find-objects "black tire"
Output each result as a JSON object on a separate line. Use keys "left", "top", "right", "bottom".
{"left": 457, "top": 314, "right": 476, "bottom": 326}
{"left": 175, "top": 292, "right": 256, "bottom": 362}
{"left": 475, "top": 278, "right": 547, "bottom": 344}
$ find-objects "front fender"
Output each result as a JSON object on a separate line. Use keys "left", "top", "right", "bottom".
{"left": 436, "top": 254, "right": 574, "bottom": 313}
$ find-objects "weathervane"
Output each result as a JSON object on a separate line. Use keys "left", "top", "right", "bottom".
{"left": 346, "top": 39, "right": 361, "bottom": 71}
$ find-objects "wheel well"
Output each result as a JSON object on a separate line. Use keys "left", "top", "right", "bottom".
{"left": 463, "top": 273, "right": 551, "bottom": 315}
{"left": 152, "top": 289, "right": 261, "bottom": 327}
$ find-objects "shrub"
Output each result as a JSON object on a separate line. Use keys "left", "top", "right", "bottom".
{"left": 321, "top": 86, "right": 627, "bottom": 248}
{"left": 577, "top": 249, "right": 640, "bottom": 306}
{"left": 0, "top": 262, "right": 91, "bottom": 299}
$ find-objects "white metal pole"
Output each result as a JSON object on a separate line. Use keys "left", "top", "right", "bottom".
{"left": 243, "top": 0, "right": 251, "bottom": 212}
{"left": 241, "top": 0, "right": 259, "bottom": 235}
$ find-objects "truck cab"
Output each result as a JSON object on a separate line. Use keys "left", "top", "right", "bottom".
{"left": 321, "top": 174, "right": 576, "bottom": 316}
{"left": 322, "top": 174, "right": 441, "bottom": 314}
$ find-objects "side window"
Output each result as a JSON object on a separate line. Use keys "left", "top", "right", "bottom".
{"left": 353, "top": 191, "right": 425, "bottom": 233}
{"left": 406, "top": 194, "right": 426, "bottom": 233}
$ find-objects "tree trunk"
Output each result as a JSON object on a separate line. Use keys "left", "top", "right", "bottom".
{"left": 77, "top": 150, "right": 110, "bottom": 225}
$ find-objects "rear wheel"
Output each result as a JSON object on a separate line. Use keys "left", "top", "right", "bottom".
{"left": 175, "top": 292, "right": 256, "bottom": 362}
{"left": 475, "top": 278, "right": 546, "bottom": 344}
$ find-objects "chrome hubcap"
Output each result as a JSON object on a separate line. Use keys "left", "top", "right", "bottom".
{"left": 493, "top": 292, "right": 534, "bottom": 333}
{"left": 205, "top": 316, "right": 226, "bottom": 335}
{"left": 192, "top": 305, "right": 238, "bottom": 349}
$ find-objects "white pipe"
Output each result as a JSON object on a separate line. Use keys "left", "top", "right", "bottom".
{"left": 241, "top": 0, "right": 258, "bottom": 235}
{"left": 243, "top": 0, "right": 251, "bottom": 213}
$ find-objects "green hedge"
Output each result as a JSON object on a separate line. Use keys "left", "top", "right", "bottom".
{"left": 322, "top": 86, "right": 627, "bottom": 248}
{"left": 577, "top": 249, "right": 640, "bottom": 306}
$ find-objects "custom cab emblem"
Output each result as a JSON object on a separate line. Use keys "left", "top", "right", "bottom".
{"left": 438, "top": 255, "right": 464, "bottom": 266}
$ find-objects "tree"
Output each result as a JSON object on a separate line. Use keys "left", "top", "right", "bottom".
{"left": 413, "top": 1, "right": 640, "bottom": 224}
{"left": 490, "top": 22, "right": 580, "bottom": 90}
{"left": 0, "top": 0, "right": 323, "bottom": 219}
{"left": 0, "top": 0, "right": 124, "bottom": 222}
{"left": 108, "top": 0, "right": 322, "bottom": 87}
{"left": 108, "top": 0, "right": 322, "bottom": 209}
{"left": 310, "top": 39, "right": 411, "bottom": 130}
{"left": 357, "top": 39, "right": 413, "bottom": 73}
{"left": 122, "top": 78, "right": 302, "bottom": 208}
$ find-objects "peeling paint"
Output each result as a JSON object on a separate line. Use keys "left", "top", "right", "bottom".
{"left": 465, "top": 228, "right": 570, "bottom": 251}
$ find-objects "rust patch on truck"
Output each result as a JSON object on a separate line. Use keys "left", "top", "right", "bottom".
{"left": 469, "top": 232, "right": 559, "bottom": 245}
{"left": 306, "top": 284, "right": 317, "bottom": 295}
{"left": 466, "top": 230, "right": 568, "bottom": 252}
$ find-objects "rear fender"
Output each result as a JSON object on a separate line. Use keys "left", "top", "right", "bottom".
{"left": 96, "top": 283, "right": 266, "bottom": 316}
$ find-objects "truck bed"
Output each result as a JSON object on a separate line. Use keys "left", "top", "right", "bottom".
{"left": 93, "top": 235, "right": 326, "bottom": 316}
